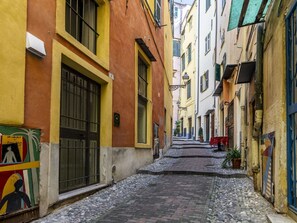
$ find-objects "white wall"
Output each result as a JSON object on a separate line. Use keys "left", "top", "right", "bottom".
{"left": 198, "top": 0, "right": 216, "bottom": 140}
{"left": 172, "top": 1, "right": 193, "bottom": 133}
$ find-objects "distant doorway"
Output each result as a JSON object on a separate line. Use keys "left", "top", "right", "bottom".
{"left": 211, "top": 112, "right": 215, "bottom": 138}
{"left": 228, "top": 100, "right": 234, "bottom": 148}
{"left": 205, "top": 115, "right": 210, "bottom": 142}
{"left": 188, "top": 117, "right": 192, "bottom": 139}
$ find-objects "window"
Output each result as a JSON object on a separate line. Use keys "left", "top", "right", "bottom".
{"left": 222, "top": 53, "right": 227, "bottom": 72}
{"left": 173, "top": 40, "right": 180, "bottom": 57}
{"left": 221, "top": 29, "right": 225, "bottom": 47}
{"left": 205, "top": 32, "right": 211, "bottom": 54}
{"left": 200, "top": 71, "right": 209, "bottom": 92}
{"left": 188, "top": 16, "right": 193, "bottom": 30}
{"left": 138, "top": 57, "right": 148, "bottom": 143}
{"left": 59, "top": 65, "right": 100, "bottom": 193}
{"left": 222, "top": 0, "right": 226, "bottom": 13}
{"left": 181, "top": 54, "right": 185, "bottom": 71}
{"left": 154, "top": 0, "right": 161, "bottom": 25}
{"left": 206, "top": 0, "right": 211, "bottom": 12}
{"left": 174, "top": 7, "right": 178, "bottom": 18}
{"left": 65, "top": 0, "right": 99, "bottom": 53}
{"left": 187, "top": 43, "right": 192, "bottom": 64}
{"left": 187, "top": 80, "right": 191, "bottom": 99}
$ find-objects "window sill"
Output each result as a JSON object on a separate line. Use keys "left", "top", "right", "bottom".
{"left": 56, "top": 29, "right": 109, "bottom": 71}
{"left": 59, "top": 183, "right": 108, "bottom": 201}
{"left": 135, "top": 144, "right": 151, "bottom": 149}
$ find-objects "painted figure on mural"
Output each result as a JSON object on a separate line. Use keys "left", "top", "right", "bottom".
{"left": 2, "top": 146, "right": 17, "bottom": 163}
{"left": 1, "top": 143, "right": 21, "bottom": 164}
{"left": 0, "top": 179, "right": 31, "bottom": 214}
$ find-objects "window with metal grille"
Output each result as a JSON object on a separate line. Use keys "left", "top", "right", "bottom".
{"left": 154, "top": 0, "right": 161, "bottom": 25}
{"left": 187, "top": 79, "right": 191, "bottom": 99}
{"left": 138, "top": 57, "right": 148, "bottom": 143}
{"left": 173, "top": 40, "right": 180, "bottom": 57}
{"left": 206, "top": 0, "right": 211, "bottom": 12}
{"left": 187, "top": 43, "right": 192, "bottom": 64}
{"left": 65, "top": 0, "right": 99, "bottom": 53}
{"left": 59, "top": 64, "right": 100, "bottom": 193}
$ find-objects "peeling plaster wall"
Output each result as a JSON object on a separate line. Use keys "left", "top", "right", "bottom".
{"left": 111, "top": 148, "right": 153, "bottom": 182}
{"left": 262, "top": 0, "right": 289, "bottom": 213}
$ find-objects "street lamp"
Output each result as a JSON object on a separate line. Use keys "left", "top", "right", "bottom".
{"left": 176, "top": 100, "right": 187, "bottom": 110}
{"left": 169, "top": 72, "right": 190, "bottom": 91}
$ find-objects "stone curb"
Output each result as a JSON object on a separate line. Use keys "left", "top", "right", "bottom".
{"left": 171, "top": 146, "right": 214, "bottom": 150}
{"left": 137, "top": 169, "right": 247, "bottom": 178}
{"left": 164, "top": 155, "right": 226, "bottom": 159}
{"left": 266, "top": 213, "right": 296, "bottom": 223}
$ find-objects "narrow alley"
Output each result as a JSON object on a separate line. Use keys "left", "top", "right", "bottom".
{"left": 32, "top": 139, "right": 281, "bottom": 223}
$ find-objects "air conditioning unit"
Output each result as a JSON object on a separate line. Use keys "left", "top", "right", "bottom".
{"left": 26, "top": 32, "right": 46, "bottom": 58}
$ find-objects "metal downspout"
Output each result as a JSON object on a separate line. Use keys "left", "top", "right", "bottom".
{"left": 252, "top": 24, "right": 264, "bottom": 191}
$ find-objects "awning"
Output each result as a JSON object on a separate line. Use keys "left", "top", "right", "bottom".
{"left": 135, "top": 38, "right": 156, "bottom": 61}
{"left": 213, "top": 79, "right": 223, "bottom": 96}
{"left": 228, "top": 0, "right": 272, "bottom": 31}
{"left": 222, "top": 64, "right": 237, "bottom": 79}
{"left": 236, "top": 61, "right": 256, "bottom": 84}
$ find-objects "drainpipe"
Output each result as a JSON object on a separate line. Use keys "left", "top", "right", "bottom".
{"left": 240, "top": 88, "right": 246, "bottom": 169}
{"left": 252, "top": 24, "right": 264, "bottom": 191}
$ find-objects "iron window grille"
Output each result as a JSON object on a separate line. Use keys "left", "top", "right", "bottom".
{"left": 65, "top": 0, "right": 99, "bottom": 53}
{"left": 154, "top": 0, "right": 161, "bottom": 25}
{"left": 59, "top": 64, "right": 100, "bottom": 193}
{"left": 138, "top": 57, "right": 148, "bottom": 143}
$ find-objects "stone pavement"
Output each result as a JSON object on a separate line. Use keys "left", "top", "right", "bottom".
{"left": 32, "top": 139, "right": 295, "bottom": 223}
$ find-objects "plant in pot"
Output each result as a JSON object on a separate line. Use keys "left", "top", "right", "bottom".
{"left": 221, "top": 146, "right": 241, "bottom": 169}
{"left": 198, "top": 127, "right": 204, "bottom": 142}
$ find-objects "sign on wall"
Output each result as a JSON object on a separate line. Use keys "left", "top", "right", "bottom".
{"left": 0, "top": 126, "right": 40, "bottom": 215}
{"left": 261, "top": 131, "right": 275, "bottom": 204}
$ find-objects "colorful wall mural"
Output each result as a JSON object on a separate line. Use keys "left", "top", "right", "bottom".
{"left": 0, "top": 126, "right": 40, "bottom": 216}
{"left": 261, "top": 131, "right": 275, "bottom": 204}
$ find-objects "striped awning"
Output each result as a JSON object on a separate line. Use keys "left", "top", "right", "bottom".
{"left": 228, "top": 0, "right": 272, "bottom": 31}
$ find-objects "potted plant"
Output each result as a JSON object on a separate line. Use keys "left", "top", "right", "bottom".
{"left": 198, "top": 127, "right": 204, "bottom": 142}
{"left": 174, "top": 120, "right": 181, "bottom": 136}
{"left": 221, "top": 147, "right": 241, "bottom": 169}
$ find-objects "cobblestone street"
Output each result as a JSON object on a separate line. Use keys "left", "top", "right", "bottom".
{"left": 33, "top": 139, "right": 286, "bottom": 223}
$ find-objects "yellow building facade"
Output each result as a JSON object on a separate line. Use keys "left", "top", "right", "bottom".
{"left": 179, "top": 1, "right": 197, "bottom": 139}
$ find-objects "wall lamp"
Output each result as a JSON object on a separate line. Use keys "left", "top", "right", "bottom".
{"left": 176, "top": 100, "right": 187, "bottom": 110}
{"left": 169, "top": 72, "right": 190, "bottom": 91}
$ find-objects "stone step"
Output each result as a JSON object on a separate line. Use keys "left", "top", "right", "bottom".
{"left": 137, "top": 169, "right": 247, "bottom": 178}
{"left": 267, "top": 214, "right": 296, "bottom": 223}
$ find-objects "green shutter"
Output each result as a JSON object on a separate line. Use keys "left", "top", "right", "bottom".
{"left": 215, "top": 64, "right": 221, "bottom": 81}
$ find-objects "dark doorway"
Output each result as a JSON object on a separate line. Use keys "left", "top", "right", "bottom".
{"left": 205, "top": 115, "right": 210, "bottom": 142}
{"left": 211, "top": 112, "right": 215, "bottom": 138}
{"left": 188, "top": 117, "right": 192, "bottom": 139}
{"left": 59, "top": 64, "right": 100, "bottom": 193}
{"left": 228, "top": 100, "right": 234, "bottom": 148}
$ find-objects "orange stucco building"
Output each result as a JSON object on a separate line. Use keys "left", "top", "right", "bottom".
{"left": 0, "top": 0, "right": 172, "bottom": 222}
